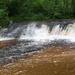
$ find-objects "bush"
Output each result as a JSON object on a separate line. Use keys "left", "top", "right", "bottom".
{"left": 53, "top": 12, "right": 62, "bottom": 19}
{"left": 30, "top": 13, "right": 45, "bottom": 20}
{"left": 0, "top": 9, "right": 9, "bottom": 27}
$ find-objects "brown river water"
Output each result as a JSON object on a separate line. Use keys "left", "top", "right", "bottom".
{"left": 0, "top": 44, "right": 75, "bottom": 75}
{"left": 0, "top": 21, "right": 75, "bottom": 75}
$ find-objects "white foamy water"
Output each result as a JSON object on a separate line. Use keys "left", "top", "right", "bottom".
{"left": 0, "top": 22, "right": 75, "bottom": 42}
{"left": 19, "top": 23, "right": 75, "bottom": 42}
{"left": 1, "top": 22, "right": 75, "bottom": 63}
{"left": 0, "top": 37, "right": 14, "bottom": 41}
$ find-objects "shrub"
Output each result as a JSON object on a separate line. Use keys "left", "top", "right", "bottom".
{"left": 0, "top": 9, "right": 9, "bottom": 27}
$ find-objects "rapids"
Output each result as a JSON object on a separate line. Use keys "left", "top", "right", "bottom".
{"left": 19, "top": 22, "right": 75, "bottom": 42}
{"left": 0, "top": 21, "right": 75, "bottom": 64}
{"left": 0, "top": 21, "right": 75, "bottom": 42}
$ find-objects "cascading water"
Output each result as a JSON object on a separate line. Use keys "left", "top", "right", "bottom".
{"left": 0, "top": 21, "right": 75, "bottom": 64}
{"left": 19, "top": 22, "right": 75, "bottom": 42}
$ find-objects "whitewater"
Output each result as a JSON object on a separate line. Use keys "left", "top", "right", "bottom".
{"left": 19, "top": 23, "right": 75, "bottom": 42}
{"left": 0, "top": 21, "right": 75, "bottom": 64}
{"left": 0, "top": 22, "right": 75, "bottom": 42}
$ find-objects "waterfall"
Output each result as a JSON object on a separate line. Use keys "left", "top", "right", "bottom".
{"left": 19, "top": 23, "right": 75, "bottom": 42}
{"left": 0, "top": 22, "right": 75, "bottom": 42}
{"left": 0, "top": 21, "right": 75, "bottom": 63}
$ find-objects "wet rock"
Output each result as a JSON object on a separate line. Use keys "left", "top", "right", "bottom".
{"left": 0, "top": 39, "right": 18, "bottom": 48}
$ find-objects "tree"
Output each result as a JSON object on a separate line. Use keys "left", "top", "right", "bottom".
{"left": 0, "top": 9, "right": 9, "bottom": 26}
{"left": 72, "top": 0, "right": 75, "bottom": 17}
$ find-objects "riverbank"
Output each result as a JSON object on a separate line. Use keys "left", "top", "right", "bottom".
{"left": 0, "top": 44, "right": 75, "bottom": 75}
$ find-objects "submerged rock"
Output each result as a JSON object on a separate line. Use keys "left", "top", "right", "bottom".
{"left": 0, "top": 39, "right": 18, "bottom": 48}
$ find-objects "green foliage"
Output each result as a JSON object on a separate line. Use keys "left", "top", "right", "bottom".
{"left": 0, "top": 9, "right": 9, "bottom": 26}
{"left": 0, "top": 0, "right": 75, "bottom": 27}
{"left": 53, "top": 12, "right": 62, "bottom": 19}
{"left": 30, "top": 13, "right": 45, "bottom": 20}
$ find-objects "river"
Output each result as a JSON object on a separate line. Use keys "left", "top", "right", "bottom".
{"left": 0, "top": 21, "right": 75, "bottom": 75}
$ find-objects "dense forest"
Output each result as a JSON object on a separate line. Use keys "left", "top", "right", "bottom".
{"left": 0, "top": 0, "right": 75, "bottom": 27}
